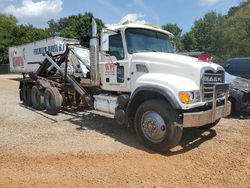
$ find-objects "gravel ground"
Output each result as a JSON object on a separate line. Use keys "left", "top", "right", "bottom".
{"left": 0, "top": 74, "right": 249, "bottom": 188}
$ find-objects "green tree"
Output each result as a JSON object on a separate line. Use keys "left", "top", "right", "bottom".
{"left": 227, "top": 0, "right": 250, "bottom": 16}
{"left": 0, "top": 13, "right": 51, "bottom": 64}
{"left": 12, "top": 25, "right": 51, "bottom": 46}
{"left": 162, "top": 23, "right": 183, "bottom": 51}
{"left": 182, "top": 1, "right": 250, "bottom": 63}
{"left": 217, "top": 1, "right": 250, "bottom": 60}
{"left": 181, "top": 32, "right": 198, "bottom": 52}
{"left": 0, "top": 14, "right": 17, "bottom": 64}
{"left": 182, "top": 11, "right": 225, "bottom": 54}
{"left": 162, "top": 24, "right": 182, "bottom": 38}
{"left": 47, "top": 12, "right": 105, "bottom": 40}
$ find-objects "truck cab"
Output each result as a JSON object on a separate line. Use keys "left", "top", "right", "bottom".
{"left": 99, "top": 24, "right": 175, "bottom": 92}
{"left": 90, "top": 23, "right": 231, "bottom": 151}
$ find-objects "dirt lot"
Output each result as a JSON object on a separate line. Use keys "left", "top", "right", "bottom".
{"left": 0, "top": 74, "right": 249, "bottom": 188}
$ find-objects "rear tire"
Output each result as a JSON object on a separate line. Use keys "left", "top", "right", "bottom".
{"left": 21, "top": 83, "right": 32, "bottom": 106}
{"left": 134, "top": 99, "right": 183, "bottom": 153}
{"left": 31, "top": 86, "right": 45, "bottom": 110}
{"left": 44, "top": 87, "right": 62, "bottom": 115}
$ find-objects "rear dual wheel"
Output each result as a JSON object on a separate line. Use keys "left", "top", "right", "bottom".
{"left": 21, "top": 83, "right": 32, "bottom": 106}
{"left": 44, "top": 87, "right": 62, "bottom": 115}
{"left": 31, "top": 86, "right": 45, "bottom": 110}
{"left": 21, "top": 83, "right": 62, "bottom": 115}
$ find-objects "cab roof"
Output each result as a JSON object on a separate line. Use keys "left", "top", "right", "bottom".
{"left": 106, "top": 23, "right": 174, "bottom": 38}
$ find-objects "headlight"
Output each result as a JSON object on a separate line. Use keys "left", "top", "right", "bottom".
{"left": 179, "top": 90, "right": 200, "bottom": 104}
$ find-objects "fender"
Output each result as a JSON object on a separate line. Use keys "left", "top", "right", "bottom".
{"left": 125, "top": 85, "right": 182, "bottom": 126}
{"left": 127, "top": 85, "right": 181, "bottom": 116}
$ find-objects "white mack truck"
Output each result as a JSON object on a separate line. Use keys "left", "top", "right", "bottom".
{"left": 9, "top": 18, "right": 231, "bottom": 152}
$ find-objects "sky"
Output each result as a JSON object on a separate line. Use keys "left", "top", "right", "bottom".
{"left": 0, "top": 0, "right": 244, "bottom": 33}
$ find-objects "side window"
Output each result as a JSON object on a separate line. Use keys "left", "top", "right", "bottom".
{"left": 108, "top": 34, "right": 124, "bottom": 60}
{"left": 228, "top": 59, "right": 250, "bottom": 76}
{"left": 237, "top": 60, "right": 250, "bottom": 74}
{"left": 233, "top": 60, "right": 246, "bottom": 75}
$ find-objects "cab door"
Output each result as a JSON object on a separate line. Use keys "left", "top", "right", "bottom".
{"left": 101, "top": 33, "right": 127, "bottom": 90}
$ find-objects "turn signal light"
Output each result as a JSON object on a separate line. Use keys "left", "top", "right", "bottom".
{"left": 179, "top": 92, "right": 190, "bottom": 104}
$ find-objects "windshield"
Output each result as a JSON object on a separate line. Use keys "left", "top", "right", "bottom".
{"left": 126, "top": 28, "right": 174, "bottom": 54}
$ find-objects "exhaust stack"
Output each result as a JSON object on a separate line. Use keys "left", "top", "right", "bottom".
{"left": 89, "top": 18, "right": 100, "bottom": 86}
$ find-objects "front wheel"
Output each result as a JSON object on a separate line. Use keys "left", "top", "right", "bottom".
{"left": 135, "top": 100, "right": 183, "bottom": 153}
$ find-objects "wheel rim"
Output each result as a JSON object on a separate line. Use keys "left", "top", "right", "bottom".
{"left": 141, "top": 111, "right": 167, "bottom": 143}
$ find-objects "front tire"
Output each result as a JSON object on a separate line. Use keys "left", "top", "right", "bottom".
{"left": 135, "top": 99, "right": 183, "bottom": 153}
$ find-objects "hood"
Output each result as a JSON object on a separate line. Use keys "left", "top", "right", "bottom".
{"left": 131, "top": 52, "right": 224, "bottom": 85}
{"left": 132, "top": 52, "right": 222, "bottom": 71}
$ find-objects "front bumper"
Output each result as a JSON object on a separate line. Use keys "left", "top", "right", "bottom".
{"left": 183, "top": 101, "right": 231, "bottom": 128}
{"left": 183, "top": 83, "right": 231, "bottom": 128}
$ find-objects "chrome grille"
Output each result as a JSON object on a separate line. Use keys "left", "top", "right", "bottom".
{"left": 202, "top": 70, "right": 225, "bottom": 101}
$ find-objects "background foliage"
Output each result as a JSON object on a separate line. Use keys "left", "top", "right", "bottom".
{"left": 179, "top": 0, "right": 250, "bottom": 63}
{"left": 0, "top": 1, "right": 249, "bottom": 64}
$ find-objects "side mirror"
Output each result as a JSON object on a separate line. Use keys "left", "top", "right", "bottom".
{"left": 225, "top": 64, "right": 230, "bottom": 69}
{"left": 101, "top": 33, "right": 109, "bottom": 52}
